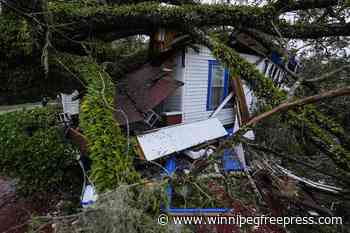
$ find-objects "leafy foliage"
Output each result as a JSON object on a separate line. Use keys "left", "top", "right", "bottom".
{"left": 55, "top": 54, "right": 140, "bottom": 191}
{"left": 0, "top": 13, "right": 41, "bottom": 104}
{"left": 0, "top": 13, "right": 33, "bottom": 59}
{"left": 0, "top": 107, "right": 78, "bottom": 195}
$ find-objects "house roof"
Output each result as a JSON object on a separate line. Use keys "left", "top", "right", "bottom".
{"left": 114, "top": 54, "right": 183, "bottom": 125}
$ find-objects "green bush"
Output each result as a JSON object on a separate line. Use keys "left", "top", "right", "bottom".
{"left": 0, "top": 107, "right": 79, "bottom": 195}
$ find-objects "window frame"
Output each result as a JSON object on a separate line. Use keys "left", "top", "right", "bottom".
{"left": 206, "top": 60, "right": 230, "bottom": 111}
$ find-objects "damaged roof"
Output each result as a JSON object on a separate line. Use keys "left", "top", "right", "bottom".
{"left": 114, "top": 54, "right": 183, "bottom": 125}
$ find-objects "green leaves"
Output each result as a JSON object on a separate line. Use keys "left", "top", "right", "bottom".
{"left": 0, "top": 107, "right": 78, "bottom": 195}
{"left": 0, "top": 14, "right": 33, "bottom": 59}
{"left": 57, "top": 54, "right": 140, "bottom": 191}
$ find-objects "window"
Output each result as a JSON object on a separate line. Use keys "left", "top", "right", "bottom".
{"left": 207, "top": 60, "right": 231, "bottom": 111}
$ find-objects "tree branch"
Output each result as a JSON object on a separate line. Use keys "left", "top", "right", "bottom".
{"left": 273, "top": 0, "right": 342, "bottom": 13}
{"left": 48, "top": 2, "right": 270, "bottom": 42}
{"left": 288, "top": 64, "right": 350, "bottom": 98}
{"left": 304, "top": 64, "right": 350, "bottom": 83}
{"left": 278, "top": 22, "right": 350, "bottom": 39}
{"left": 4, "top": 0, "right": 350, "bottom": 54}
{"left": 247, "top": 86, "right": 350, "bottom": 126}
{"left": 245, "top": 142, "right": 350, "bottom": 185}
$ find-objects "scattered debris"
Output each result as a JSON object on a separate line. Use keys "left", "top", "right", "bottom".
{"left": 114, "top": 58, "right": 183, "bottom": 126}
{"left": 223, "top": 149, "right": 243, "bottom": 172}
{"left": 59, "top": 90, "right": 80, "bottom": 116}
{"left": 275, "top": 164, "right": 342, "bottom": 194}
{"left": 184, "top": 146, "right": 215, "bottom": 160}
{"left": 81, "top": 185, "right": 98, "bottom": 208}
{"left": 58, "top": 90, "right": 80, "bottom": 127}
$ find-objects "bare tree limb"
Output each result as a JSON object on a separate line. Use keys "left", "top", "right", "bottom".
{"left": 216, "top": 86, "right": 350, "bottom": 158}
{"left": 245, "top": 141, "right": 350, "bottom": 185}
{"left": 288, "top": 64, "right": 350, "bottom": 98}
{"left": 304, "top": 64, "right": 350, "bottom": 83}
{"left": 247, "top": 86, "right": 350, "bottom": 126}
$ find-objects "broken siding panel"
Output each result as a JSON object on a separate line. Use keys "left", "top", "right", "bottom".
{"left": 182, "top": 45, "right": 234, "bottom": 125}
{"left": 136, "top": 118, "right": 227, "bottom": 161}
{"left": 163, "top": 53, "right": 185, "bottom": 112}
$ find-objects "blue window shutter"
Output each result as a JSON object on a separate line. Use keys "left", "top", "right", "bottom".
{"left": 206, "top": 60, "right": 213, "bottom": 111}
{"left": 223, "top": 68, "right": 229, "bottom": 101}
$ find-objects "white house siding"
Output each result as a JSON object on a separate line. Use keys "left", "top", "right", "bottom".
{"left": 163, "top": 53, "right": 185, "bottom": 112}
{"left": 163, "top": 45, "right": 280, "bottom": 126}
{"left": 181, "top": 46, "right": 272, "bottom": 126}
{"left": 181, "top": 46, "right": 234, "bottom": 125}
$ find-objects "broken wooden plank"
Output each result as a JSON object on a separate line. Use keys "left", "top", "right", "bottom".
{"left": 231, "top": 76, "right": 250, "bottom": 124}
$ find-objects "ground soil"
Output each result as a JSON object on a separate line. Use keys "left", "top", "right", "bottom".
{"left": 0, "top": 177, "right": 53, "bottom": 233}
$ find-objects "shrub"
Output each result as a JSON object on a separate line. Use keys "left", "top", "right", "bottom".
{"left": 0, "top": 107, "right": 79, "bottom": 196}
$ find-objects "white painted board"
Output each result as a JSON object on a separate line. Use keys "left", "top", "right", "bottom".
{"left": 61, "top": 90, "right": 80, "bottom": 115}
{"left": 137, "top": 118, "right": 227, "bottom": 161}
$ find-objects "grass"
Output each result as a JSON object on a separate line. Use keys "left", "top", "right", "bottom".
{"left": 0, "top": 102, "right": 57, "bottom": 115}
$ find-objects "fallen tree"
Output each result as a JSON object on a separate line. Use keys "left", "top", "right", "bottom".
{"left": 1, "top": 0, "right": 349, "bottom": 183}
{"left": 1, "top": 0, "right": 350, "bottom": 224}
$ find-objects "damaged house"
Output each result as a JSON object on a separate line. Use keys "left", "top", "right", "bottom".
{"left": 63, "top": 28, "right": 300, "bottom": 174}
{"left": 112, "top": 29, "right": 296, "bottom": 162}
{"left": 114, "top": 29, "right": 295, "bottom": 131}
{"left": 61, "top": 29, "right": 343, "bottom": 220}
